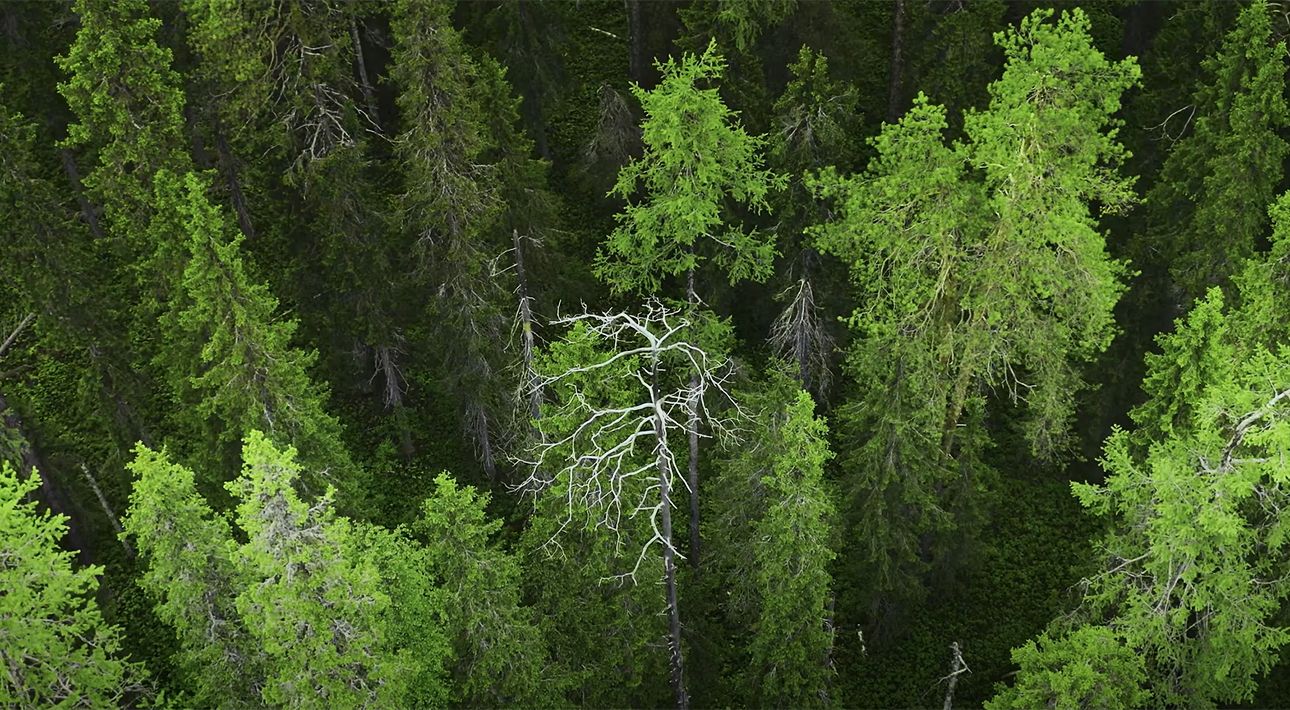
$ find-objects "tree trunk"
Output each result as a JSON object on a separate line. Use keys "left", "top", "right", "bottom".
{"left": 886, "top": 0, "right": 907, "bottom": 124}
{"left": 58, "top": 148, "right": 103, "bottom": 240}
{"left": 652, "top": 370, "right": 689, "bottom": 710}
{"left": 215, "top": 125, "right": 255, "bottom": 239}
{"left": 475, "top": 406, "right": 497, "bottom": 481}
{"left": 350, "top": 16, "right": 380, "bottom": 126}
{"left": 58, "top": 149, "right": 103, "bottom": 241}
{"left": 626, "top": 0, "right": 645, "bottom": 85}
{"left": 80, "top": 461, "right": 133, "bottom": 559}
{"left": 514, "top": 230, "right": 541, "bottom": 420}
{"left": 942, "top": 641, "right": 966, "bottom": 710}
{"left": 686, "top": 267, "right": 700, "bottom": 572}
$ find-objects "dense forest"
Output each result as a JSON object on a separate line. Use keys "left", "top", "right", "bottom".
{"left": 7, "top": 0, "right": 1290, "bottom": 707}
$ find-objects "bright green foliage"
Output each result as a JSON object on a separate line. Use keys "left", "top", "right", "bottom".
{"left": 1143, "top": 0, "right": 1288, "bottom": 304}
{"left": 229, "top": 431, "right": 402, "bottom": 710}
{"left": 153, "top": 170, "right": 359, "bottom": 504}
{"left": 708, "top": 370, "right": 836, "bottom": 708}
{"left": 56, "top": 0, "right": 188, "bottom": 251}
{"left": 1, "top": 463, "right": 151, "bottom": 708}
{"left": 345, "top": 523, "right": 452, "bottom": 710}
{"left": 986, "top": 627, "right": 1147, "bottom": 710}
{"left": 813, "top": 9, "right": 1137, "bottom": 597}
{"left": 1069, "top": 286, "right": 1290, "bottom": 707}
{"left": 122, "top": 445, "right": 261, "bottom": 709}
{"left": 595, "top": 41, "right": 783, "bottom": 295}
{"left": 413, "top": 474, "right": 552, "bottom": 707}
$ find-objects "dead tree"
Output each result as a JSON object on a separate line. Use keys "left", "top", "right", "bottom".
{"left": 519, "top": 300, "right": 742, "bottom": 710}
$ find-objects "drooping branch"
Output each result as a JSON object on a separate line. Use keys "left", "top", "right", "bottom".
{"left": 770, "top": 276, "right": 835, "bottom": 395}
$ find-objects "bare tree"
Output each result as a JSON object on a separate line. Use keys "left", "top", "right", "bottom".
{"left": 518, "top": 300, "right": 742, "bottom": 710}
{"left": 770, "top": 275, "right": 835, "bottom": 396}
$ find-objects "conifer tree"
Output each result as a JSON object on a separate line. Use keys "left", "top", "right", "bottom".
{"left": 1138, "top": 0, "right": 1287, "bottom": 307}
{"left": 1, "top": 463, "right": 152, "bottom": 708}
{"left": 1011, "top": 193, "right": 1290, "bottom": 708}
{"left": 413, "top": 474, "right": 552, "bottom": 707}
{"left": 391, "top": 0, "right": 517, "bottom": 480}
{"left": 596, "top": 41, "right": 781, "bottom": 569}
{"left": 123, "top": 444, "right": 263, "bottom": 709}
{"left": 152, "top": 170, "right": 361, "bottom": 506}
{"left": 522, "top": 303, "right": 741, "bottom": 709}
{"left": 766, "top": 47, "right": 857, "bottom": 395}
{"left": 229, "top": 431, "right": 403, "bottom": 710}
{"left": 344, "top": 523, "right": 453, "bottom": 710}
{"left": 813, "top": 8, "right": 1138, "bottom": 600}
{"left": 708, "top": 369, "right": 836, "bottom": 708}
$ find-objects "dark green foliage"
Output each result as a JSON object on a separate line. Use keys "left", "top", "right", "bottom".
{"left": 12, "top": 0, "right": 1290, "bottom": 706}
{"left": 708, "top": 369, "right": 836, "bottom": 708}
{"left": 1139, "top": 0, "right": 1289, "bottom": 306}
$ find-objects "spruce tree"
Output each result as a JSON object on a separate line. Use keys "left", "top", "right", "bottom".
{"left": 812, "top": 8, "right": 1138, "bottom": 600}
{"left": 708, "top": 369, "right": 836, "bottom": 708}
{"left": 1, "top": 463, "right": 152, "bottom": 708}
{"left": 230, "top": 431, "right": 403, "bottom": 710}
{"left": 123, "top": 444, "right": 262, "bottom": 709}
{"left": 1140, "top": 0, "right": 1289, "bottom": 307}
{"left": 413, "top": 474, "right": 552, "bottom": 707}
{"left": 595, "top": 41, "right": 781, "bottom": 571}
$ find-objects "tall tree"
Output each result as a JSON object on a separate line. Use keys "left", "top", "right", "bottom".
{"left": 229, "top": 431, "right": 403, "bottom": 710}
{"left": 765, "top": 46, "right": 858, "bottom": 395}
{"left": 152, "top": 170, "right": 362, "bottom": 506}
{"left": 412, "top": 474, "right": 553, "bottom": 707}
{"left": 1, "top": 462, "right": 152, "bottom": 708}
{"left": 1139, "top": 0, "right": 1288, "bottom": 308}
{"left": 596, "top": 41, "right": 781, "bottom": 570}
{"left": 812, "top": 8, "right": 1138, "bottom": 601}
{"left": 123, "top": 444, "right": 263, "bottom": 709}
{"left": 522, "top": 303, "right": 741, "bottom": 709}
{"left": 390, "top": 0, "right": 516, "bottom": 481}
{"left": 1012, "top": 192, "right": 1290, "bottom": 708}
{"left": 707, "top": 369, "right": 837, "bottom": 708}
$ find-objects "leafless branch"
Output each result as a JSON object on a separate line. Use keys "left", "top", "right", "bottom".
{"left": 0, "top": 313, "right": 35, "bottom": 359}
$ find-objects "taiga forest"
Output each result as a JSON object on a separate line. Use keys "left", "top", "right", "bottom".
{"left": 7, "top": 0, "right": 1290, "bottom": 708}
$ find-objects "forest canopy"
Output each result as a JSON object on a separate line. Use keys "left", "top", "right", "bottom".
{"left": 4, "top": 1, "right": 1290, "bottom": 708}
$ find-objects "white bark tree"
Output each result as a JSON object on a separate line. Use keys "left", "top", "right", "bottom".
{"left": 519, "top": 300, "right": 740, "bottom": 710}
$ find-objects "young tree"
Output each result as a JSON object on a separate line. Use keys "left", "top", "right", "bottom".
{"left": 152, "top": 170, "right": 362, "bottom": 507}
{"left": 765, "top": 46, "right": 858, "bottom": 395}
{"left": 123, "top": 444, "right": 263, "bottom": 709}
{"left": 413, "top": 474, "right": 552, "bottom": 707}
{"left": 707, "top": 369, "right": 837, "bottom": 708}
{"left": 1139, "top": 0, "right": 1288, "bottom": 307}
{"left": 522, "top": 302, "right": 740, "bottom": 709}
{"left": 1, "top": 463, "right": 152, "bottom": 708}
{"left": 812, "top": 8, "right": 1138, "bottom": 599}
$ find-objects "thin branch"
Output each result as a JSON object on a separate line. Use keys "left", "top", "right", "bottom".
{"left": 0, "top": 313, "right": 35, "bottom": 359}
